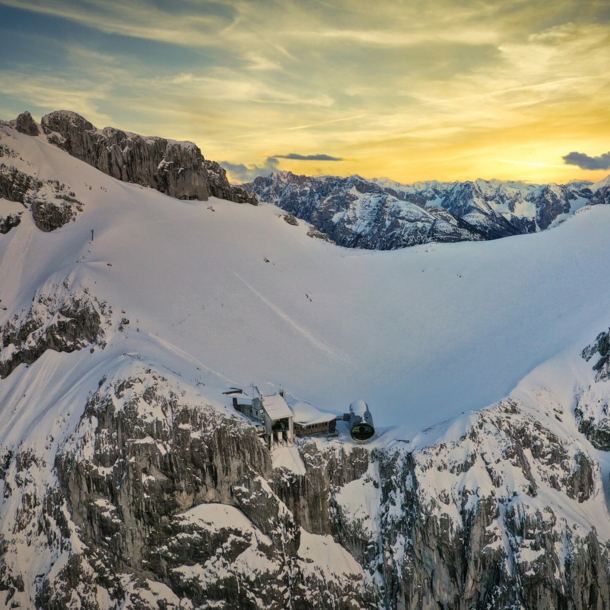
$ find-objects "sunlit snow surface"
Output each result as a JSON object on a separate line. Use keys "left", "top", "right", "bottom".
{"left": 1, "top": 125, "right": 610, "bottom": 443}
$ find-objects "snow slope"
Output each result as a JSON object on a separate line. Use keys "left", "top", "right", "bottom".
{"left": 2, "top": 124, "right": 610, "bottom": 440}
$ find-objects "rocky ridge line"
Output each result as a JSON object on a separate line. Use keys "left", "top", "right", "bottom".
{"left": 37, "top": 110, "right": 257, "bottom": 205}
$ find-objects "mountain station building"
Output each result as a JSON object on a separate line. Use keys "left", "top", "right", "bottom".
{"left": 229, "top": 388, "right": 294, "bottom": 447}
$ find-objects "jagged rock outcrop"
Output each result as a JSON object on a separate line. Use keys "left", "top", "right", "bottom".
{"left": 245, "top": 172, "right": 601, "bottom": 250}
{"left": 42, "top": 110, "right": 211, "bottom": 201}
{"left": 204, "top": 159, "right": 258, "bottom": 205}
{"left": 0, "top": 164, "right": 37, "bottom": 204}
{"left": 0, "top": 213, "right": 21, "bottom": 234}
{"left": 582, "top": 328, "right": 610, "bottom": 383}
{"left": 0, "top": 163, "right": 84, "bottom": 232}
{"left": 14, "top": 111, "right": 40, "bottom": 137}
{"left": 271, "top": 443, "right": 370, "bottom": 536}
{"left": 39, "top": 110, "right": 257, "bottom": 205}
{"left": 261, "top": 397, "right": 609, "bottom": 610}
{"left": 0, "top": 278, "right": 110, "bottom": 378}
{"left": 590, "top": 176, "right": 610, "bottom": 206}
{"left": 534, "top": 184, "right": 573, "bottom": 230}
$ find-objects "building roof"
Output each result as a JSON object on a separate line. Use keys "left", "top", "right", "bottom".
{"left": 262, "top": 394, "right": 293, "bottom": 420}
{"left": 291, "top": 402, "right": 336, "bottom": 426}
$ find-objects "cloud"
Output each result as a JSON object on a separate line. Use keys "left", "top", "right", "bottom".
{"left": 220, "top": 157, "right": 280, "bottom": 183}
{"left": 220, "top": 153, "right": 342, "bottom": 184}
{"left": 563, "top": 151, "right": 610, "bottom": 170}
{"left": 274, "top": 153, "right": 343, "bottom": 161}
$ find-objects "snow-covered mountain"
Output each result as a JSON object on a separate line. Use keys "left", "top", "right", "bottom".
{"left": 2, "top": 113, "right": 610, "bottom": 609}
{"left": 244, "top": 172, "right": 604, "bottom": 249}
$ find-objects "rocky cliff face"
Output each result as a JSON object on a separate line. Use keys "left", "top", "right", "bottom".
{"left": 2, "top": 290, "right": 610, "bottom": 609}
{"left": 244, "top": 172, "right": 600, "bottom": 250}
{"left": 41, "top": 110, "right": 210, "bottom": 202}
{"left": 40, "top": 110, "right": 257, "bottom": 205}
{"left": 575, "top": 328, "right": 610, "bottom": 450}
{"left": 2, "top": 350, "right": 609, "bottom": 609}
{"left": 14, "top": 111, "right": 41, "bottom": 137}
{"left": 0, "top": 359, "right": 366, "bottom": 609}
{"left": 267, "top": 396, "right": 610, "bottom": 610}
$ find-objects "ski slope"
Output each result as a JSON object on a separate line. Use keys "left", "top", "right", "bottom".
{"left": 2, "top": 125, "right": 610, "bottom": 439}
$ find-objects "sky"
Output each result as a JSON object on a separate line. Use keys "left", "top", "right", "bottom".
{"left": 0, "top": 0, "right": 609, "bottom": 185}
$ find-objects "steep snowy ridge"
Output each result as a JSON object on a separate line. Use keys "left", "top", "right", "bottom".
{"left": 245, "top": 171, "right": 604, "bottom": 249}
{"left": 2, "top": 116, "right": 610, "bottom": 608}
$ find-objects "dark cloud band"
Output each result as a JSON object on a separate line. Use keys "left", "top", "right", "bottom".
{"left": 274, "top": 153, "right": 343, "bottom": 161}
{"left": 563, "top": 151, "right": 610, "bottom": 171}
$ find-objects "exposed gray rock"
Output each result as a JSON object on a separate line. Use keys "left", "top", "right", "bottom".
{"left": 583, "top": 328, "right": 610, "bottom": 382}
{"left": 590, "top": 180, "right": 610, "bottom": 206}
{"left": 0, "top": 143, "right": 23, "bottom": 161}
{"left": 204, "top": 159, "right": 258, "bottom": 205}
{"left": 574, "top": 329, "right": 610, "bottom": 450}
{"left": 0, "top": 213, "right": 21, "bottom": 234}
{"left": 40, "top": 110, "right": 257, "bottom": 205}
{"left": 42, "top": 110, "right": 210, "bottom": 201}
{"left": 30, "top": 181, "right": 83, "bottom": 232}
{"left": 2, "top": 367, "right": 610, "bottom": 609}
{"left": 38, "top": 366, "right": 366, "bottom": 609}
{"left": 0, "top": 164, "right": 37, "bottom": 203}
{"left": 282, "top": 213, "right": 299, "bottom": 226}
{"left": 0, "top": 279, "right": 110, "bottom": 378}
{"left": 0, "top": 164, "right": 83, "bottom": 232}
{"left": 370, "top": 399, "right": 610, "bottom": 610}
{"left": 271, "top": 442, "right": 370, "bottom": 536}
{"left": 31, "top": 197, "right": 75, "bottom": 232}
{"left": 535, "top": 184, "right": 572, "bottom": 230}
{"left": 145, "top": 502, "right": 288, "bottom": 609}
{"left": 14, "top": 111, "right": 40, "bottom": 137}
{"left": 307, "top": 226, "right": 334, "bottom": 243}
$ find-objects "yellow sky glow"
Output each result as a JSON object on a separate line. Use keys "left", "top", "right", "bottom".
{"left": 0, "top": 0, "right": 609, "bottom": 184}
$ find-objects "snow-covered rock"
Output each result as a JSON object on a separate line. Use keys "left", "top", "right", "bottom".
{"left": 244, "top": 172, "right": 600, "bottom": 249}
{"left": 245, "top": 172, "right": 486, "bottom": 249}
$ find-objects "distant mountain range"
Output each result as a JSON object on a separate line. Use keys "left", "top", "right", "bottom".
{"left": 244, "top": 172, "right": 610, "bottom": 249}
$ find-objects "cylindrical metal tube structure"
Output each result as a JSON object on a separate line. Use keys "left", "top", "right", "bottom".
{"left": 348, "top": 400, "right": 375, "bottom": 442}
